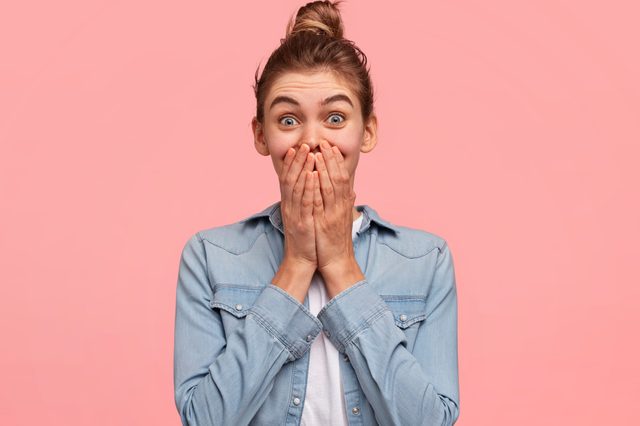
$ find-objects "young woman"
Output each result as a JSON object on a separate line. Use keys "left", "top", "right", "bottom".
{"left": 173, "top": 1, "right": 460, "bottom": 425}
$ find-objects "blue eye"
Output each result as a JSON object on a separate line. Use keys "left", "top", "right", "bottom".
{"left": 279, "top": 116, "right": 298, "bottom": 126}
{"left": 328, "top": 114, "right": 345, "bottom": 124}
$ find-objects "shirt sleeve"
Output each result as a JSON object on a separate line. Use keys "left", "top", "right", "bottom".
{"left": 173, "top": 232, "right": 323, "bottom": 426}
{"left": 316, "top": 241, "right": 460, "bottom": 425}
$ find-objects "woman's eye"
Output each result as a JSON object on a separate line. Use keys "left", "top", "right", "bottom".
{"left": 328, "top": 114, "right": 345, "bottom": 125}
{"left": 279, "top": 116, "right": 298, "bottom": 126}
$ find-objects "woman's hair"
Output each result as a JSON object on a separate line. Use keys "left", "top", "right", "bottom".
{"left": 253, "top": 0, "right": 374, "bottom": 124}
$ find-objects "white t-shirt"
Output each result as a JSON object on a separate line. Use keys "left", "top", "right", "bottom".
{"left": 301, "top": 212, "right": 364, "bottom": 426}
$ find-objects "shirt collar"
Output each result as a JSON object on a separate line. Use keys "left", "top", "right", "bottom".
{"left": 238, "top": 200, "right": 399, "bottom": 236}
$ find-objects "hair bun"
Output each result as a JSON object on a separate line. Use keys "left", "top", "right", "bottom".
{"left": 285, "top": 0, "right": 345, "bottom": 39}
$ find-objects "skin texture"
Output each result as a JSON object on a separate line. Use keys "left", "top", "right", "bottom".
{"left": 252, "top": 70, "right": 379, "bottom": 299}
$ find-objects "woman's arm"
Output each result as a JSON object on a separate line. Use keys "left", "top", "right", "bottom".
{"left": 317, "top": 241, "right": 460, "bottom": 425}
{"left": 173, "top": 233, "right": 323, "bottom": 426}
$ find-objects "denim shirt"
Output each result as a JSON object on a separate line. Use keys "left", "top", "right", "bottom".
{"left": 173, "top": 201, "right": 460, "bottom": 426}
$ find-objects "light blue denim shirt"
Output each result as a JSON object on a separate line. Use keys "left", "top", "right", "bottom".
{"left": 173, "top": 200, "right": 460, "bottom": 425}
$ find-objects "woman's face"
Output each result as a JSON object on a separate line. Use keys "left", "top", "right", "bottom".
{"left": 252, "top": 70, "right": 377, "bottom": 191}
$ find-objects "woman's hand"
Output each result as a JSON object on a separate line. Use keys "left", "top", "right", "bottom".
{"left": 312, "top": 140, "right": 365, "bottom": 298}
{"left": 279, "top": 143, "right": 318, "bottom": 270}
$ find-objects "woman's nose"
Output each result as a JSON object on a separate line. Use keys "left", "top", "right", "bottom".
{"left": 300, "top": 126, "right": 323, "bottom": 154}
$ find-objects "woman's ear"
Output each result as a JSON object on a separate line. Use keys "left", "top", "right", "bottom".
{"left": 252, "top": 117, "right": 270, "bottom": 156}
{"left": 361, "top": 113, "right": 378, "bottom": 153}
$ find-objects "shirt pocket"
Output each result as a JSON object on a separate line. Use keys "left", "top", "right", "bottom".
{"left": 209, "top": 283, "right": 264, "bottom": 319}
{"left": 380, "top": 296, "right": 427, "bottom": 348}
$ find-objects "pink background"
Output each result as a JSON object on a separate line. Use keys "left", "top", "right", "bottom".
{"left": 1, "top": 0, "right": 639, "bottom": 424}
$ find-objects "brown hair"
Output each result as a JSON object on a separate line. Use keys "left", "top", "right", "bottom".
{"left": 252, "top": 0, "right": 374, "bottom": 124}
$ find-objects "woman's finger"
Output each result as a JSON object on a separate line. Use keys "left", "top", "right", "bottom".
{"left": 279, "top": 147, "right": 296, "bottom": 210}
{"left": 280, "top": 147, "right": 296, "bottom": 181}
{"left": 292, "top": 153, "right": 315, "bottom": 221}
{"left": 301, "top": 165, "right": 315, "bottom": 222}
{"left": 312, "top": 170, "right": 324, "bottom": 219}
{"left": 320, "top": 142, "right": 343, "bottom": 202}
{"left": 332, "top": 146, "right": 353, "bottom": 202}
{"left": 284, "top": 144, "right": 310, "bottom": 198}
{"left": 282, "top": 144, "right": 309, "bottom": 220}
{"left": 314, "top": 152, "right": 335, "bottom": 212}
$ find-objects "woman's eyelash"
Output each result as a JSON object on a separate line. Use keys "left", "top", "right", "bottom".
{"left": 278, "top": 113, "right": 346, "bottom": 126}
{"left": 279, "top": 116, "right": 298, "bottom": 126}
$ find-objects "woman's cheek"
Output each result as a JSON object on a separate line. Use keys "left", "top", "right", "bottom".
{"left": 270, "top": 140, "right": 289, "bottom": 160}
{"left": 266, "top": 130, "right": 297, "bottom": 161}
{"left": 332, "top": 140, "right": 359, "bottom": 158}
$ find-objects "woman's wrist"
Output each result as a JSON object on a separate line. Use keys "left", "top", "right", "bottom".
{"left": 271, "top": 257, "right": 316, "bottom": 304}
{"left": 319, "top": 258, "right": 365, "bottom": 299}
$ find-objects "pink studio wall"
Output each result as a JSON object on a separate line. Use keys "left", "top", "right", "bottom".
{"left": 1, "top": 1, "right": 638, "bottom": 424}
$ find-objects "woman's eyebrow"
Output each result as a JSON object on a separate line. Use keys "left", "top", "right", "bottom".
{"left": 269, "top": 94, "right": 354, "bottom": 109}
{"left": 321, "top": 94, "right": 353, "bottom": 107}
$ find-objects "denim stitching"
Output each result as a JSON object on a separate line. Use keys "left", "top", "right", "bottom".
{"left": 316, "top": 279, "right": 368, "bottom": 318}
{"left": 339, "top": 305, "right": 389, "bottom": 350}
{"left": 200, "top": 229, "right": 269, "bottom": 255}
{"left": 377, "top": 240, "right": 440, "bottom": 259}
{"left": 246, "top": 310, "right": 296, "bottom": 357}
{"left": 266, "top": 285, "right": 323, "bottom": 328}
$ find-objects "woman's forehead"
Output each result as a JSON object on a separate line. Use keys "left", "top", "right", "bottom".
{"left": 271, "top": 71, "right": 354, "bottom": 93}
{"left": 267, "top": 71, "right": 358, "bottom": 107}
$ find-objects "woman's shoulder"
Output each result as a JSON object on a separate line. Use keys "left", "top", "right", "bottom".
{"left": 362, "top": 204, "right": 448, "bottom": 258}
{"left": 188, "top": 216, "right": 268, "bottom": 255}
{"left": 178, "top": 211, "right": 269, "bottom": 260}
{"left": 378, "top": 222, "right": 448, "bottom": 259}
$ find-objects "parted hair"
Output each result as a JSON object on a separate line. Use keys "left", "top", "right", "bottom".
{"left": 252, "top": 0, "right": 374, "bottom": 123}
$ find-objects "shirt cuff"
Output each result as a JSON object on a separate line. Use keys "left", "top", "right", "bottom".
{"left": 316, "top": 279, "right": 388, "bottom": 353}
{"left": 249, "top": 284, "right": 323, "bottom": 361}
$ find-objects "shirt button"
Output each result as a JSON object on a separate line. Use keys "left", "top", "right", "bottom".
{"left": 306, "top": 334, "right": 313, "bottom": 342}
{"left": 293, "top": 397, "right": 301, "bottom": 406}
{"left": 343, "top": 354, "right": 349, "bottom": 362}
{"left": 399, "top": 314, "right": 407, "bottom": 321}
{"left": 235, "top": 304, "right": 243, "bottom": 311}
{"left": 324, "top": 330, "right": 331, "bottom": 337}
{"left": 351, "top": 406, "right": 360, "bottom": 415}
